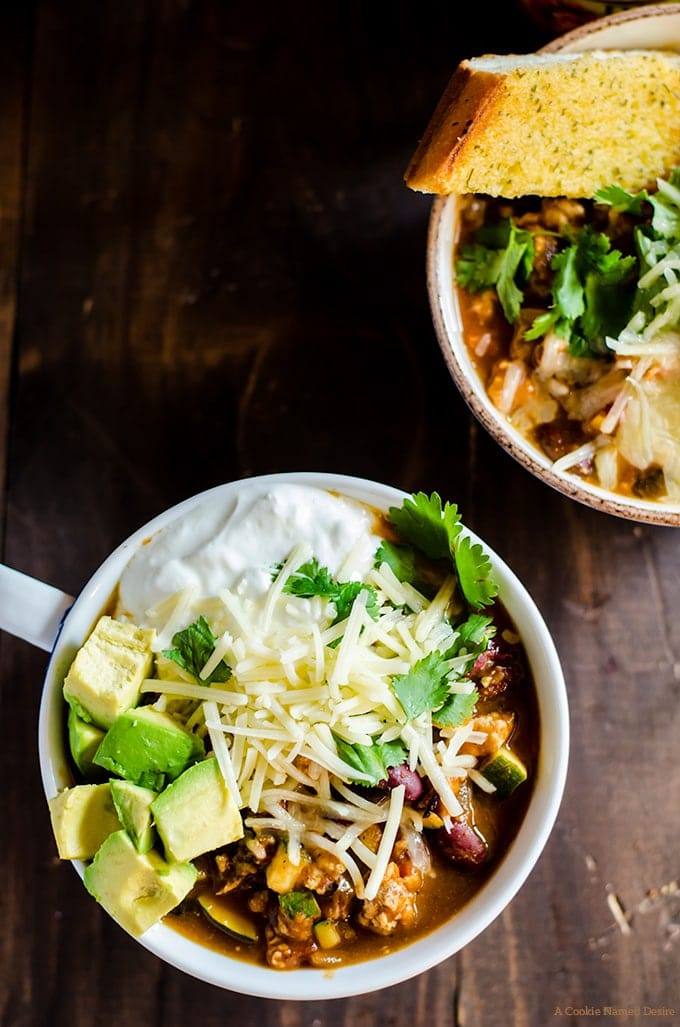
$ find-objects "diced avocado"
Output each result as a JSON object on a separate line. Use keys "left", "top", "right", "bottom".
{"left": 110, "top": 779, "right": 157, "bottom": 853}
{"left": 48, "top": 783, "right": 121, "bottom": 860}
{"left": 197, "top": 892, "right": 258, "bottom": 944}
{"left": 151, "top": 756, "right": 243, "bottom": 863}
{"left": 93, "top": 706, "right": 205, "bottom": 790}
{"left": 480, "top": 746, "right": 528, "bottom": 797}
{"left": 67, "top": 706, "right": 106, "bottom": 777}
{"left": 83, "top": 829, "right": 197, "bottom": 937}
{"left": 63, "top": 616, "right": 155, "bottom": 729}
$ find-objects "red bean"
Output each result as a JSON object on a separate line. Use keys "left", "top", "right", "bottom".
{"left": 380, "top": 763, "right": 424, "bottom": 801}
{"left": 437, "top": 819, "right": 488, "bottom": 865}
{"left": 470, "top": 633, "right": 525, "bottom": 697}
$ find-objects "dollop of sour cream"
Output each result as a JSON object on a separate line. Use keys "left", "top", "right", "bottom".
{"left": 117, "top": 482, "right": 382, "bottom": 624}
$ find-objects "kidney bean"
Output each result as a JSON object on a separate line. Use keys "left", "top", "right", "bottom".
{"left": 378, "top": 763, "right": 423, "bottom": 801}
{"left": 471, "top": 633, "right": 525, "bottom": 697}
{"left": 437, "top": 819, "right": 488, "bottom": 866}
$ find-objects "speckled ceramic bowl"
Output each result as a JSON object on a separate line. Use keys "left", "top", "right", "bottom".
{"left": 427, "top": 4, "right": 680, "bottom": 526}
{"left": 0, "top": 471, "right": 568, "bottom": 999}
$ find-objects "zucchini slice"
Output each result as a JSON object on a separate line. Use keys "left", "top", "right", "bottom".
{"left": 480, "top": 746, "right": 528, "bottom": 797}
{"left": 197, "top": 892, "right": 259, "bottom": 944}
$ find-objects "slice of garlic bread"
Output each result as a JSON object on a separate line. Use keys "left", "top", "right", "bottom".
{"left": 405, "top": 49, "right": 680, "bottom": 198}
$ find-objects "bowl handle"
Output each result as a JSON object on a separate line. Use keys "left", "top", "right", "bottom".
{"left": 0, "top": 564, "right": 74, "bottom": 652}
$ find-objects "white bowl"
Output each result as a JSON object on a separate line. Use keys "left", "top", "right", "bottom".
{"left": 37, "top": 471, "right": 568, "bottom": 1000}
{"left": 427, "top": 3, "right": 680, "bottom": 527}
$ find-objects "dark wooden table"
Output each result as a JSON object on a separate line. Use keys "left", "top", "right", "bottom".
{"left": 1, "top": 3, "right": 678, "bottom": 1025}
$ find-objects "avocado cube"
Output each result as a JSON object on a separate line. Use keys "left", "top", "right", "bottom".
{"left": 83, "top": 830, "right": 197, "bottom": 937}
{"left": 63, "top": 616, "right": 155, "bottom": 729}
{"left": 110, "top": 779, "right": 157, "bottom": 853}
{"left": 152, "top": 757, "right": 243, "bottom": 863}
{"left": 67, "top": 707, "right": 106, "bottom": 777}
{"left": 48, "top": 783, "right": 122, "bottom": 860}
{"left": 93, "top": 706, "right": 205, "bottom": 790}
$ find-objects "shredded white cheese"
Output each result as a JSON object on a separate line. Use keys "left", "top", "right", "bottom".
{"left": 552, "top": 441, "right": 596, "bottom": 475}
{"left": 118, "top": 486, "right": 495, "bottom": 904}
{"left": 203, "top": 699, "right": 243, "bottom": 807}
{"left": 363, "top": 785, "right": 405, "bottom": 901}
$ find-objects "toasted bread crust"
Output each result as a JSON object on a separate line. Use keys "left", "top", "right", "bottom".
{"left": 405, "top": 49, "right": 680, "bottom": 198}
{"left": 405, "top": 65, "right": 505, "bottom": 194}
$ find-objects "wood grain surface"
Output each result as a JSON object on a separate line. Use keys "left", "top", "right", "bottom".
{"left": 1, "top": 3, "right": 678, "bottom": 1026}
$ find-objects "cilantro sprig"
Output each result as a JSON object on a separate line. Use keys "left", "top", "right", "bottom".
{"left": 445, "top": 612, "right": 496, "bottom": 659}
{"left": 457, "top": 208, "right": 637, "bottom": 357}
{"left": 457, "top": 168, "right": 680, "bottom": 359}
{"left": 390, "top": 650, "right": 479, "bottom": 727}
{"left": 434, "top": 690, "right": 478, "bottom": 728}
{"left": 385, "top": 492, "right": 499, "bottom": 609}
{"left": 162, "top": 615, "right": 232, "bottom": 685}
{"left": 594, "top": 183, "right": 649, "bottom": 216}
{"left": 391, "top": 651, "right": 450, "bottom": 718}
{"left": 524, "top": 224, "right": 635, "bottom": 356}
{"left": 278, "top": 557, "right": 379, "bottom": 624}
{"left": 456, "top": 218, "right": 536, "bottom": 323}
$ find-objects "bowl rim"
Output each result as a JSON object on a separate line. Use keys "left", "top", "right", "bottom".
{"left": 541, "top": 1, "right": 680, "bottom": 51}
{"left": 426, "top": 4, "right": 680, "bottom": 527}
{"left": 38, "top": 471, "right": 569, "bottom": 1000}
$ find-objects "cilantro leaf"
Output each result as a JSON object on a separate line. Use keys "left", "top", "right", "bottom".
{"left": 594, "top": 183, "right": 649, "bottom": 215}
{"left": 387, "top": 492, "right": 499, "bottom": 610}
{"left": 580, "top": 267, "right": 633, "bottom": 352}
{"left": 390, "top": 647, "right": 481, "bottom": 726}
{"left": 596, "top": 174, "right": 680, "bottom": 240}
{"left": 579, "top": 226, "right": 636, "bottom": 284}
{"left": 332, "top": 734, "right": 408, "bottom": 785}
{"left": 162, "top": 615, "right": 231, "bottom": 685}
{"left": 565, "top": 332, "right": 592, "bottom": 358}
{"left": 524, "top": 308, "right": 558, "bottom": 342}
{"left": 433, "top": 688, "right": 478, "bottom": 728}
{"left": 375, "top": 539, "right": 417, "bottom": 585}
{"left": 526, "top": 225, "right": 635, "bottom": 356}
{"left": 387, "top": 492, "right": 462, "bottom": 563}
{"left": 331, "top": 580, "right": 379, "bottom": 623}
{"left": 456, "top": 219, "right": 535, "bottom": 324}
{"left": 278, "top": 557, "right": 378, "bottom": 628}
{"left": 445, "top": 613, "right": 496, "bottom": 660}
{"left": 495, "top": 224, "right": 535, "bottom": 323}
{"left": 391, "top": 651, "right": 450, "bottom": 719}
{"left": 475, "top": 218, "right": 515, "bottom": 249}
{"left": 551, "top": 243, "right": 585, "bottom": 322}
{"left": 459, "top": 201, "right": 640, "bottom": 358}
{"left": 455, "top": 241, "right": 506, "bottom": 291}
{"left": 282, "top": 558, "right": 336, "bottom": 597}
{"left": 454, "top": 534, "right": 499, "bottom": 608}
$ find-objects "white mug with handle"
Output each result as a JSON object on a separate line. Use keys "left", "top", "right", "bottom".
{"left": 0, "top": 563, "right": 74, "bottom": 652}
{"left": 0, "top": 471, "right": 569, "bottom": 1002}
